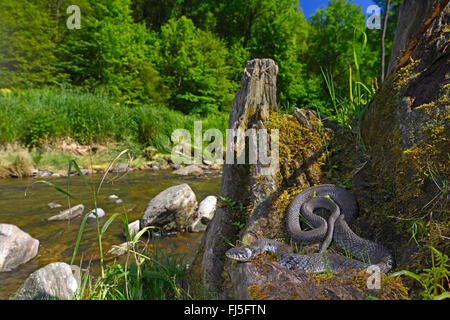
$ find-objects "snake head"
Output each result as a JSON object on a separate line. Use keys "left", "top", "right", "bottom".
{"left": 225, "top": 246, "right": 255, "bottom": 262}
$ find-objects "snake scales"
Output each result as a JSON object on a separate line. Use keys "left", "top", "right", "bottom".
{"left": 226, "top": 184, "right": 393, "bottom": 273}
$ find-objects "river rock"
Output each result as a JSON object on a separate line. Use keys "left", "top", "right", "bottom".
{"left": 140, "top": 184, "right": 198, "bottom": 233}
{"left": 173, "top": 164, "right": 204, "bottom": 176}
{"left": 188, "top": 196, "right": 217, "bottom": 233}
{"left": 48, "top": 202, "right": 62, "bottom": 209}
{"left": 112, "top": 163, "right": 131, "bottom": 173}
{"left": 48, "top": 204, "right": 85, "bottom": 221}
{"left": 11, "top": 262, "right": 79, "bottom": 300}
{"left": 124, "top": 220, "right": 140, "bottom": 239}
{"left": 0, "top": 224, "right": 39, "bottom": 272}
{"left": 87, "top": 208, "right": 105, "bottom": 219}
{"left": 107, "top": 242, "right": 131, "bottom": 256}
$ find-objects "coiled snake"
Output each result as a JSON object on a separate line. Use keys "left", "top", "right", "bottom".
{"left": 226, "top": 184, "right": 393, "bottom": 273}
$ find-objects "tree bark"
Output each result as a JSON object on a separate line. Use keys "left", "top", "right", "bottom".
{"left": 380, "top": 0, "right": 391, "bottom": 86}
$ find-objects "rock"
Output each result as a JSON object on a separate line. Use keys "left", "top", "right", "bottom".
{"left": 291, "top": 107, "right": 320, "bottom": 131}
{"left": 171, "top": 163, "right": 183, "bottom": 170}
{"left": 227, "top": 256, "right": 407, "bottom": 300}
{"left": 187, "top": 218, "right": 206, "bottom": 233}
{"left": 188, "top": 196, "right": 217, "bottom": 233}
{"left": 198, "top": 196, "right": 217, "bottom": 224}
{"left": 87, "top": 208, "right": 105, "bottom": 219}
{"left": 48, "top": 202, "right": 62, "bottom": 209}
{"left": 38, "top": 170, "right": 52, "bottom": 177}
{"left": 140, "top": 184, "right": 198, "bottom": 233}
{"left": 173, "top": 164, "right": 204, "bottom": 176}
{"left": 11, "top": 262, "right": 79, "bottom": 300}
{"left": 107, "top": 242, "right": 131, "bottom": 256}
{"left": 48, "top": 204, "right": 85, "bottom": 221}
{"left": 209, "top": 163, "right": 221, "bottom": 171}
{"left": 124, "top": 220, "right": 140, "bottom": 239}
{"left": 0, "top": 224, "right": 39, "bottom": 271}
{"left": 79, "top": 169, "right": 89, "bottom": 176}
{"left": 112, "top": 163, "right": 130, "bottom": 173}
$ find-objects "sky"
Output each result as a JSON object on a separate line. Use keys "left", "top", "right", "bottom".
{"left": 299, "top": 0, "right": 376, "bottom": 19}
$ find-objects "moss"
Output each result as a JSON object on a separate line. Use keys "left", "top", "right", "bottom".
{"left": 247, "top": 285, "right": 269, "bottom": 300}
{"left": 256, "top": 111, "right": 331, "bottom": 240}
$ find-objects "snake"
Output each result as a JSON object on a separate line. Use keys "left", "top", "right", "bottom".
{"left": 225, "top": 184, "right": 394, "bottom": 273}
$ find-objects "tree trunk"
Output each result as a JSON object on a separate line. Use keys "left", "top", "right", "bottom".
{"left": 380, "top": 0, "right": 391, "bottom": 86}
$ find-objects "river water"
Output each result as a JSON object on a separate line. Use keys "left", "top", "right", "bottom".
{"left": 0, "top": 170, "right": 221, "bottom": 299}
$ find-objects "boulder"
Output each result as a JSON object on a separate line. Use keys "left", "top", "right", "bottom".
{"left": 140, "top": 184, "right": 198, "bottom": 233}
{"left": 0, "top": 224, "right": 39, "bottom": 271}
{"left": 11, "top": 262, "right": 79, "bottom": 300}
{"left": 48, "top": 204, "right": 85, "bottom": 221}
{"left": 173, "top": 164, "right": 204, "bottom": 176}
{"left": 188, "top": 196, "right": 217, "bottom": 233}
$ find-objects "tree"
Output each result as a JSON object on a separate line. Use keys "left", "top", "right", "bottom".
{"left": 57, "top": 0, "right": 151, "bottom": 103}
{"left": 150, "top": 16, "right": 237, "bottom": 115}
{"left": 373, "top": 0, "right": 401, "bottom": 85}
{"left": 0, "top": 0, "right": 63, "bottom": 87}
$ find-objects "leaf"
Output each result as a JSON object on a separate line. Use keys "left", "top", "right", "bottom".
{"left": 70, "top": 211, "right": 93, "bottom": 266}
{"left": 101, "top": 212, "right": 122, "bottom": 237}
{"left": 25, "top": 180, "right": 80, "bottom": 202}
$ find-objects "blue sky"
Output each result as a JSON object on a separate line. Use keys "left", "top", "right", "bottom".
{"left": 299, "top": 0, "right": 376, "bottom": 19}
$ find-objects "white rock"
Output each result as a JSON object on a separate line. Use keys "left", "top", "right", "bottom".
{"left": 87, "top": 208, "right": 105, "bottom": 219}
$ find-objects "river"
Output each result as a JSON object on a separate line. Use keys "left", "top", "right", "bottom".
{"left": 0, "top": 170, "right": 221, "bottom": 299}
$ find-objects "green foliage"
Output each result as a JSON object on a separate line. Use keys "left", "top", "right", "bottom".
{"left": 0, "top": 0, "right": 63, "bottom": 87}
{"left": 386, "top": 247, "right": 450, "bottom": 300}
{"left": 150, "top": 16, "right": 237, "bottom": 115}
{"left": 57, "top": 0, "right": 151, "bottom": 104}
{"left": 0, "top": 87, "right": 228, "bottom": 152}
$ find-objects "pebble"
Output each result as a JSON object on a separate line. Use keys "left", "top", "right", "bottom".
{"left": 87, "top": 208, "right": 105, "bottom": 219}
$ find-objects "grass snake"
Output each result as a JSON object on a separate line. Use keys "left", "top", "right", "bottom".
{"left": 226, "top": 184, "right": 393, "bottom": 273}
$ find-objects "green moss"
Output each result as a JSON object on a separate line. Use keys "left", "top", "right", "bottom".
{"left": 261, "top": 111, "right": 331, "bottom": 240}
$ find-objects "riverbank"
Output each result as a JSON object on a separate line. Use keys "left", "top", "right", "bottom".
{"left": 0, "top": 142, "right": 173, "bottom": 178}
{"left": 0, "top": 86, "right": 228, "bottom": 179}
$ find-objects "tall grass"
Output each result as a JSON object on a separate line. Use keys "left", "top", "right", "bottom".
{"left": 321, "top": 29, "right": 376, "bottom": 151}
{"left": 0, "top": 86, "right": 228, "bottom": 152}
{"left": 33, "top": 156, "right": 193, "bottom": 300}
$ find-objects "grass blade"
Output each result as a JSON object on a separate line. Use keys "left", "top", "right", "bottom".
{"left": 25, "top": 180, "right": 80, "bottom": 202}
{"left": 70, "top": 211, "right": 93, "bottom": 265}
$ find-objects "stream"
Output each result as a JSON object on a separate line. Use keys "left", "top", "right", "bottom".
{"left": 0, "top": 170, "right": 221, "bottom": 299}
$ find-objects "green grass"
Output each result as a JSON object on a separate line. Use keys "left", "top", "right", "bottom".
{"left": 0, "top": 86, "right": 228, "bottom": 152}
